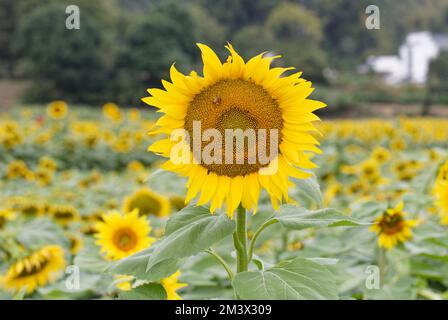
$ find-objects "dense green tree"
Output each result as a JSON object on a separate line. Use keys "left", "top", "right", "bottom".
{"left": 422, "top": 53, "right": 448, "bottom": 115}
{"left": 112, "top": 1, "right": 197, "bottom": 105}
{"left": 14, "top": 3, "right": 108, "bottom": 103}
{"left": 0, "top": 0, "right": 18, "bottom": 78}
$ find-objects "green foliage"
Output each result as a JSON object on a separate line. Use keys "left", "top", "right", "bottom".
{"left": 14, "top": 3, "right": 108, "bottom": 104}
{"left": 145, "top": 206, "right": 235, "bottom": 271}
{"left": 112, "top": 1, "right": 197, "bottom": 105}
{"left": 0, "top": 0, "right": 18, "bottom": 77}
{"left": 117, "top": 283, "right": 167, "bottom": 300}
{"left": 233, "top": 257, "right": 338, "bottom": 299}
{"left": 275, "top": 206, "right": 365, "bottom": 230}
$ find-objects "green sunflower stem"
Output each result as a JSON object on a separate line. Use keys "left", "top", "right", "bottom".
{"left": 378, "top": 247, "right": 386, "bottom": 287}
{"left": 234, "top": 205, "right": 248, "bottom": 273}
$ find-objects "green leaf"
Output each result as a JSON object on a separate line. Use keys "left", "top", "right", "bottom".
{"left": 74, "top": 239, "right": 109, "bottom": 273}
{"left": 233, "top": 257, "right": 338, "bottom": 300}
{"left": 16, "top": 218, "right": 68, "bottom": 249}
{"left": 292, "top": 175, "right": 323, "bottom": 208}
{"left": 276, "top": 205, "right": 366, "bottom": 230}
{"left": 108, "top": 245, "right": 181, "bottom": 282}
{"left": 146, "top": 206, "right": 235, "bottom": 271}
{"left": 117, "top": 283, "right": 167, "bottom": 300}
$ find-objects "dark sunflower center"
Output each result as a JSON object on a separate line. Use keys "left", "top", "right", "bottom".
{"left": 379, "top": 213, "right": 405, "bottom": 235}
{"left": 54, "top": 211, "right": 74, "bottom": 220}
{"left": 129, "top": 195, "right": 161, "bottom": 216}
{"left": 113, "top": 228, "right": 138, "bottom": 251}
{"left": 15, "top": 256, "right": 50, "bottom": 278}
{"left": 185, "top": 79, "right": 283, "bottom": 177}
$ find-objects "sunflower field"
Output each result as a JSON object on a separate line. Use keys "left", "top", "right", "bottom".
{"left": 1, "top": 43, "right": 448, "bottom": 302}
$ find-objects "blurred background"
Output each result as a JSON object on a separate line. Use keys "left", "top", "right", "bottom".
{"left": 1, "top": 0, "right": 448, "bottom": 116}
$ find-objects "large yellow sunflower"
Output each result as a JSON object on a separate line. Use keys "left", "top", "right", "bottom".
{"left": 95, "top": 209, "right": 155, "bottom": 260}
{"left": 144, "top": 43, "right": 325, "bottom": 217}
{"left": 433, "top": 160, "right": 448, "bottom": 224}
{"left": 0, "top": 245, "right": 66, "bottom": 294}
{"left": 369, "top": 201, "right": 418, "bottom": 250}
{"left": 122, "top": 187, "right": 171, "bottom": 217}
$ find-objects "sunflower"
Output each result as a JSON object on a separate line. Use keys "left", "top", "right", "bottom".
{"left": 122, "top": 187, "right": 171, "bottom": 217}
{"left": 433, "top": 161, "right": 448, "bottom": 224}
{"left": 47, "top": 101, "right": 68, "bottom": 120}
{"left": 369, "top": 201, "right": 418, "bottom": 250}
{"left": 50, "top": 205, "right": 80, "bottom": 227}
{"left": 38, "top": 156, "right": 58, "bottom": 172}
{"left": 371, "top": 146, "right": 390, "bottom": 164}
{"left": 102, "top": 102, "right": 123, "bottom": 122}
{"left": 6, "top": 160, "right": 31, "bottom": 180}
{"left": 95, "top": 210, "right": 155, "bottom": 260}
{"left": 67, "top": 233, "right": 83, "bottom": 255}
{"left": 0, "top": 245, "right": 66, "bottom": 294}
{"left": 170, "top": 195, "right": 187, "bottom": 212}
{"left": 19, "top": 200, "right": 44, "bottom": 218}
{"left": 144, "top": 43, "right": 324, "bottom": 216}
{"left": 33, "top": 168, "right": 54, "bottom": 186}
{"left": 161, "top": 271, "right": 187, "bottom": 300}
{"left": 0, "top": 208, "right": 16, "bottom": 228}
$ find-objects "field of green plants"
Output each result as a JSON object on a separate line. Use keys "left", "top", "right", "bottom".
{"left": 1, "top": 103, "right": 448, "bottom": 300}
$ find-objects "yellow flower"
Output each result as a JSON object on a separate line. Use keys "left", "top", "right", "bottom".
{"left": 114, "top": 271, "right": 187, "bottom": 300}
{"left": 0, "top": 245, "right": 66, "bottom": 294}
{"left": 128, "top": 108, "right": 141, "bottom": 122}
{"left": 33, "top": 168, "right": 54, "bottom": 186}
{"left": 0, "top": 208, "right": 16, "bottom": 228}
{"left": 369, "top": 201, "right": 418, "bottom": 250}
{"left": 433, "top": 161, "right": 448, "bottom": 224}
{"left": 18, "top": 200, "right": 45, "bottom": 218}
{"left": 102, "top": 102, "right": 123, "bottom": 122}
{"left": 47, "top": 100, "right": 68, "bottom": 119}
{"left": 145, "top": 43, "right": 325, "bottom": 216}
{"left": 123, "top": 187, "right": 171, "bottom": 217}
{"left": 371, "top": 146, "right": 390, "bottom": 164}
{"left": 38, "top": 156, "right": 58, "bottom": 172}
{"left": 127, "top": 160, "right": 145, "bottom": 172}
{"left": 161, "top": 271, "right": 187, "bottom": 300}
{"left": 95, "top": 210, "right": 155, "bottom": 260}
{"left": 67, "top": 233, "right": 83, "bottom": 255}
{"left": 359, "top": 160, "right": 380, "bottom": 182}
{"left": 6, "top": 160, "right": 30, "bottom": 179}
{"left": 50, "top": 205, "right": 80, "bottom": 227}
{"left": 170, "top": 195, "right": 187, "bottom": 212}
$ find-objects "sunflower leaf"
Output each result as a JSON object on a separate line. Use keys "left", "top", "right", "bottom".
{"left": 276, "top": 205, "right": 367, "bottom": 230}
{"left": 292, "top": 175, "right": 323, "bottom": 208}
{"left": 117, "top": 283, "right": 167, "bottom": 300}
{"left": 232, "top": 257, "right": 338, "bottom": 300}
{"left": 108, "top": 245, "right": 181, "bottom": 282}
{"left": 145, "top": 206, "right": 235, "bottom": 271}
{"left": 15, "top": 218, "right": 69, "bottom": 250}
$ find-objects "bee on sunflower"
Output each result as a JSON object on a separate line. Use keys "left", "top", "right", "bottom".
{"left": 0, "top": 245, "right": 66, "bottom": 294}
{"left": 369, "top": 201, "right": 418, "bottom": 250}
{"left": 145, "top": 43, "right": 324, "bottom": 217}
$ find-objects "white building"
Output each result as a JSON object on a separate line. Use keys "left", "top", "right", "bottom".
{"left": 366, "top": 32, "right": 448, "bottom": 85}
